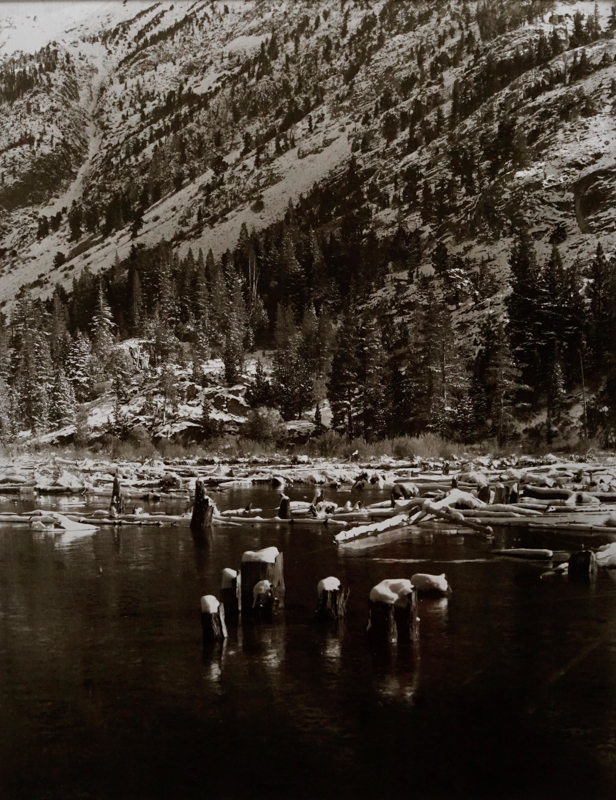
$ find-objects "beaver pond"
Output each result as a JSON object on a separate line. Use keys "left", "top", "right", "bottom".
{"left": 1, "top": 484, "right": 616, "bottom": 800}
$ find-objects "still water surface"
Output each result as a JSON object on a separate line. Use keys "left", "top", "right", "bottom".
{"left": 1, "top": 486, "right": 616, "bottom": 800}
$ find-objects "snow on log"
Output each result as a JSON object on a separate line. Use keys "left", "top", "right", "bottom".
{"left": 411, "top": 573, "right": 450, "bottom": 595}
{"left": 241, "top": 546, "right": 279, "bottom": 563}
{"left": 318, "top": 577, "right": 341, "bottom": 595}
{"left": 429, "top": 489, "right": 485, "bottom": 510}
{"left": 595, "top": 542, "right": 616, "bottom": 568}
{"left": 334, "top": 513, "right": 409, "bottom": 544}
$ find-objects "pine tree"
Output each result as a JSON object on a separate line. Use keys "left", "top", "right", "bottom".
{"left": 50, "top": 367, "right": 76, "bottom": 427}
{"left": 66, "top": 330, "right": 93, "bottom": 402}
{"left": 327, "top": 311, "right": 362, "bottom": 436}
{"left": 246, "top": 359, "right": 272, "bottom": 408}
{"left": 475, "top": 317, "right": 521, "bottom": 446}
{"left": 91, "top": 283, "right": 116, "bottom": 366}
{"left": 356, "top": 314, "right": 386, "bottom": 440}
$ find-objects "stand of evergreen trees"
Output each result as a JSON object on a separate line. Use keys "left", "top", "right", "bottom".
{"left": 2, "top": 195, "right": 616, "bottom": 448}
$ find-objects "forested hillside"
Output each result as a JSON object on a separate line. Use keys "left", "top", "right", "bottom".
{"left": 1, "top": 0, "right": 616, "bottom": 450}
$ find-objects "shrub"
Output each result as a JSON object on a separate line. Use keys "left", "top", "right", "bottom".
{"left": 243, "top": 407, "right": 287, "bottom": 444}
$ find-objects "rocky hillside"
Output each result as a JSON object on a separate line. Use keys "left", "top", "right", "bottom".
{"left": 0, "top": 0, "right": 616, "bottom": 306}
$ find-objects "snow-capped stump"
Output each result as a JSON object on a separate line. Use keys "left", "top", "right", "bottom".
{"left": 200, "top": 595, "right": 227, "bottom": 643}
{"left": 367, "top": 579, "right": 419, "bottom": 644}
{"left": 252, "top": 579, "right": 275, "bottom": 615}
{"left": 315, "top": 576, "right": 349, "bottom": 620}
{"left": 190, "top": 479, "right": 214, "bottom": 532}
{"left": 240, "top": 547, "right": 285, "bottom": 615}
{"left": 221, "top": 567, "right": 240, "bottom": 619}
{"left": 411, "top": 573, "right": 451, "bottom": 596}
{"left": 568, "top": 550, "right": 598, "bottom": 581}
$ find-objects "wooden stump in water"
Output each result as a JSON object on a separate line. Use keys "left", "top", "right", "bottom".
{"left": 200, "top": 595, "right": 228, "bottom": 643}
{"left": 315, "top": 577, "right": 349, "bottom": 620}
{"left": 367, "top": 600, "right": 398, "bottom": 642}
{"left": 191, "top": 480, "right": 214, "bottom": 533}
{"left": 110, "top": 475, "right": 124, "bottom": 515}
{"left": 278, "top": 494, "right": 292, "bottom": 519}
{"left": 221, "top": 568, "right": 240, "bottom": 619}
{"left": 366, "top": 580, "right": 419, "bottom": 644}
{"left": 393, "top": 588, "right": 419, "bottom": 643}
{"left": 568, "top": 550, "right": 598, "bottom": 581}
{"left": 240, "top": 548, "right": 285, "bottom": 615}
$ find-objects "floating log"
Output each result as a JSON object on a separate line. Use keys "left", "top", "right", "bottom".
{"left": 522, "top": 485, "right": 572, "bottom": 501}
{"left": 491, "top": 548, "right": 554, "bottom": 560}
{"left": 200, "top": 595, "right": 228, "bottom": 642}
{"left": 190, "top": 480, "right": 214, "bottom": 533}
{"left": 334, "top": 513, "right": 410, "bottom": 544}
{"left": 240, "top": 547, "right": 285, "bottom": 614}
{"left": 315, "top": 577, "right": 349, "bottom": 619}
{"left": 568, "top": 550, "right": 598, "bottom": 581}
{"left": 367, "top": 580, "right": 419, "bottom": 643}
{"left": 221, "top": 568, "right": 240, "bottom": 619}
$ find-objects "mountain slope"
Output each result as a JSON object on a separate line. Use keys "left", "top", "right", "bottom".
{"left": 1, "top": 0, "right": 616, "bottom": 310}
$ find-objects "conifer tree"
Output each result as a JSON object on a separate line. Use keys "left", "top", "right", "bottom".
{"left": 91, "top": 283, "right": 116, "bottom": 366}
{"left": 327, "top": 311, "right": 362, "bottom": 436}
{"left": 50, "top": 367, "right": 76, "bottom": 427}
{"left": 66, "top": 330, "right": 93, "bottom": 402}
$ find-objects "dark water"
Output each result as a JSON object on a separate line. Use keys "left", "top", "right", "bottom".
{"left": 1, "top": 487, "right": 616, "bottom": 800}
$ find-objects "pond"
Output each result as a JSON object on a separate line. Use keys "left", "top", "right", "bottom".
{"left": 1, "top": 485, "right": 616, "bottom": 799}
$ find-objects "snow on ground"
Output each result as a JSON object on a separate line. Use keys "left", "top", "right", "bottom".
{"left": 224, "top": 34, "right": 267, "bottom": 53}
{"left": 0, "top": 1, "right": 152, "bottom": 56}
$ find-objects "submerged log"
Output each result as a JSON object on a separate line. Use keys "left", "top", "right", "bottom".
{"left": 491, "top": 548, "right": 553, "bottom": 560}
{"left": 191, "top": 480, "right": 214, "bottom": 533}
{"left": 568, "top": 550, "right": 598, "bottom": 581}
{"left": 200, "top": 595, "right": 228, "bottom": 642}
{"left": 240, "top": 547, "right": 285, "bottom": 614}
{"left": 315, "top": 577, "right": 349, "bottom": 619}
{"left": 221, "top": 568, "right": 240, "bottom": 619}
